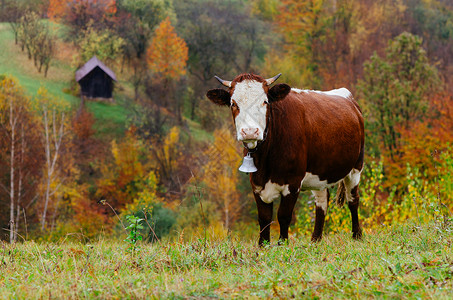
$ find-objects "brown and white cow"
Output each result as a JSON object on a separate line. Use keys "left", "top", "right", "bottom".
{"left": 206, "top": 73, "right": 364, "bottom": 245}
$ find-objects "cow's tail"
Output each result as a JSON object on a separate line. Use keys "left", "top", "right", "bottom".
{"left": 336, "top": 180, "right": 346, "bottom": 207}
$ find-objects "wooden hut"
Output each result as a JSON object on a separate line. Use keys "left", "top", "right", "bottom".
{"left": 75, "top": 56, "right": 116, "bottom": 100}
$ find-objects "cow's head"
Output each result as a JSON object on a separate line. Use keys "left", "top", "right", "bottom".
{"left": 206, "top": 73, "right": 290, "bottom": 149}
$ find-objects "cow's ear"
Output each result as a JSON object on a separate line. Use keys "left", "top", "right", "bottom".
{"left": 268, "top": 84, "right": 291, "bottom": 103}
{"left": 206, "top": 89, "right": 231, "bottom": 106}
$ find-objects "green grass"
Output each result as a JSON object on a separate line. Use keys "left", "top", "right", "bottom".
{"left": 1, "top": 222, "right": 452, "bottom": 299}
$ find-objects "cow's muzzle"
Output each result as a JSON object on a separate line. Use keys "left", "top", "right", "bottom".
{"left": 240, "top": 128, "right": 260, "bottom": 140}
{"left": 240, "top": 128, "right": 260, "bottom": 149}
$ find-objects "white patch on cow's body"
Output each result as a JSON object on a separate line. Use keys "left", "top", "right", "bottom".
{"left": 344, "top": 168, "right": 362, "bottom": 202}
{"left": 300, "top": 172, "right": 339, "bottom": 191}
{"left": 312, "top": 189, "right": 328, "bottom": 212}
{"left": 291, "top": 87, "right": 352, "bottom": 99}
{"left": 256, "top": 180, "right": 290, "bottom": 204}
{"left": 231, "top": 80, "right": 268, "bottom": 142}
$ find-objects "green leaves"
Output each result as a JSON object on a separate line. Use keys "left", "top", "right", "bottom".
{"left": 357, "top": 32, "right": 440, "bottom": 159}
{"left": 76, "top": 24, "right": 125, "bottom": 67}
{"left": 124, "top": 215, "right": 144, "bottom": 254}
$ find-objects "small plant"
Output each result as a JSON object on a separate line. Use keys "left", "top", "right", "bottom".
{"left": 124, "top": 215, "right": 144, "bottom": 254}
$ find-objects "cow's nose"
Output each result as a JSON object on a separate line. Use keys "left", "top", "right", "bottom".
{"left": 241, "top": 128, "right": 260, "bottom": 140}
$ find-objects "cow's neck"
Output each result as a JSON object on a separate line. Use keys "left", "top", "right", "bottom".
{"left": 249, "top": 101, "right": 287, "bottom": 168}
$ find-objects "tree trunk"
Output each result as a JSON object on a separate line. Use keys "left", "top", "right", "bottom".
{"left": 9, "top": 99, "right": 16, "bottom": 243}
{"left": 41, "top": 109, "right": 51, "bottom": 231}
{"left": 41, "top": 108, "right": 65, "bottom": 231}
{"left": 14, "top": 125, "right": 25, "bottom": 242}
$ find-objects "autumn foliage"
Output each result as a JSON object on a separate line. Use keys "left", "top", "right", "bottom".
{"left": 48, "top": 0, "right": 117, "bottom": 21}
{"left": 3, "top": 0, "right": 453, "bottom": 242}
{"left": 146, "top": 17, "right": 188, "bottom": 79}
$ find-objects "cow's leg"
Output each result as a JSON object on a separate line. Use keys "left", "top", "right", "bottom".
{"left": 311, "top": 189, "right": 329, "bottom": 242}
{"left": 254, "top": 193, "right": 273, "bottom": 246}
{"left": 277, "top": 191, "right": 299, "bottom": 243}
{"left": 345, "top": 169, "right": 363, "bottom": 239}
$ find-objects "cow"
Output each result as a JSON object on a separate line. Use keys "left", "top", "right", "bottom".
{"left": 206, "top": 73, "right": 364, "bottom": 245}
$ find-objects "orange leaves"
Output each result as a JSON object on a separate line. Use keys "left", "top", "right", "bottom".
{"left": 146, "top": 17, "right": 188, "bottom": 79}
{"left": 47, "top": 0, "right": 67, "bottom": 21}
{"left": 382, "top": 92, "right": 453, "bottom": 191}
{"left": 48, "top": 0, "right": 117, "bottom": 22}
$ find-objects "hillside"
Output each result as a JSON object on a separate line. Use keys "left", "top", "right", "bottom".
{"left": 0, "top": 22, "right": 130, "bottom": 138}
{"left": 1, "top": 222, "right": 452, "bottom": 298}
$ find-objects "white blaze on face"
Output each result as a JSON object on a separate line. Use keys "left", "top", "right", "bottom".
{"left": 231, "top": 80, "right": 268, "bottom": 144}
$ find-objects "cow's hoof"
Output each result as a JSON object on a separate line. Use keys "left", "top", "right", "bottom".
{"left": 259, "top": 239, "right": 270, "bottom": 247}
{"left": 311, "top": 235, "right": 322, "bottom": 242}
{"left": 352, "top": 229, "right": 363, "bottom": 240}
{"left": 278, "top": 238, "right": 288, "bottom": 246}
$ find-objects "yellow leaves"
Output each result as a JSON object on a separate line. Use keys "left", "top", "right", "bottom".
{"left": 123, "top": 171, "right": 161, "bottom": 216}
{"left": 76, "top": 24, "right": 125, "bottom": 67}
{"left": 35, "top": 86, "right": 69, "bottom": 112}
{"left": 110, "top": 131, "right": 144, "bottom": 185}
{"left": 0, "top": 76, "right": 29, "bottom": 111}
{"left": 163, "top": 126, "right": 180, "bottom": 161}
{"left": 198, "top": 127, "right": 243, "bottom": 228}
{"left": 146, "top": 17, "right": 188, "bottom": 79}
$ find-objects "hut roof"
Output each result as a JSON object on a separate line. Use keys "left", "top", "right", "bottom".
{"left": 75, "top": 56, "right": 117, "bottom": 82}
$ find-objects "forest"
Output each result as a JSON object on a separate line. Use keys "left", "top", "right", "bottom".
{"left": 0, "top": 0, "right": 453, "bottom": 244}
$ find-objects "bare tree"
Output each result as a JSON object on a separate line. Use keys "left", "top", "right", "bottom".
{"left": 35, "top": 89, "right": 67, "bottom": 231}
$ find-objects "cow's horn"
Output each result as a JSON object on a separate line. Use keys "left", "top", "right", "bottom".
{"left": 214, "top": 76, "right": 232, "bottom": 88}
{"left": 265, "top": 73, "right": 282, "bottom": 86}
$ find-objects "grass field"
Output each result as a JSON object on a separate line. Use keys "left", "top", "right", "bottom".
{"left": 1, "top": 222, "right": 452, "bottom": 299}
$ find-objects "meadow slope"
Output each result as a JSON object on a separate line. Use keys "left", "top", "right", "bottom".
{"left": 0, "top": 22, "right": 130, "bottom": 138}
{"left": 1, "top": 222, "right": 452, "bottom": 299}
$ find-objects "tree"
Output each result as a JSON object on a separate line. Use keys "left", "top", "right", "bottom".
{"left": 406, "top": 0, "right": 453, "bottom": 91}
{"left": 115, "top": 0, "right": 170, "bottom": 100}
{"left": 174, "top": 0, "right": 266, "bottom": 119}
{"left": 266, "top": 0, "right": 362, "bottom": 89}
{"left": 147, "top": 17, "right": 188, "bottom": 80}
{"left": 146, "top": 16, "right": 188, "bottom": 121}
{"left": 76, "top": 24, "right": 125, "bottom": 67}
{"left": 274, "top": 0, "right": 328, "bottom": 88}
{"left": 61, "top": 0, "right": 119, "bottom": 38}
{"left": 199, "top": 127, "right": 243, "bottom": 230}
{"left": 150, "top": 126, "right": 185, "bottom": 193}
{"left": 34, "top": 88, "right": 70, "bottom": 231}
{"left": 357, "top": 32, "right": 440, "bottom": 160}
{"left": 47, "top": 0, "right": 67, "bottom": 20}
{"left": 2, "top": 0, "right": 27, "bottom": 44}
{"left": 17, "top": 11, "right": 56, "bottom": 77}
{"left": 96, "top": 129, "right": 147, "bottom": 211}
{"left": 0, "top": 76, "right": 42, "bottom": 242}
